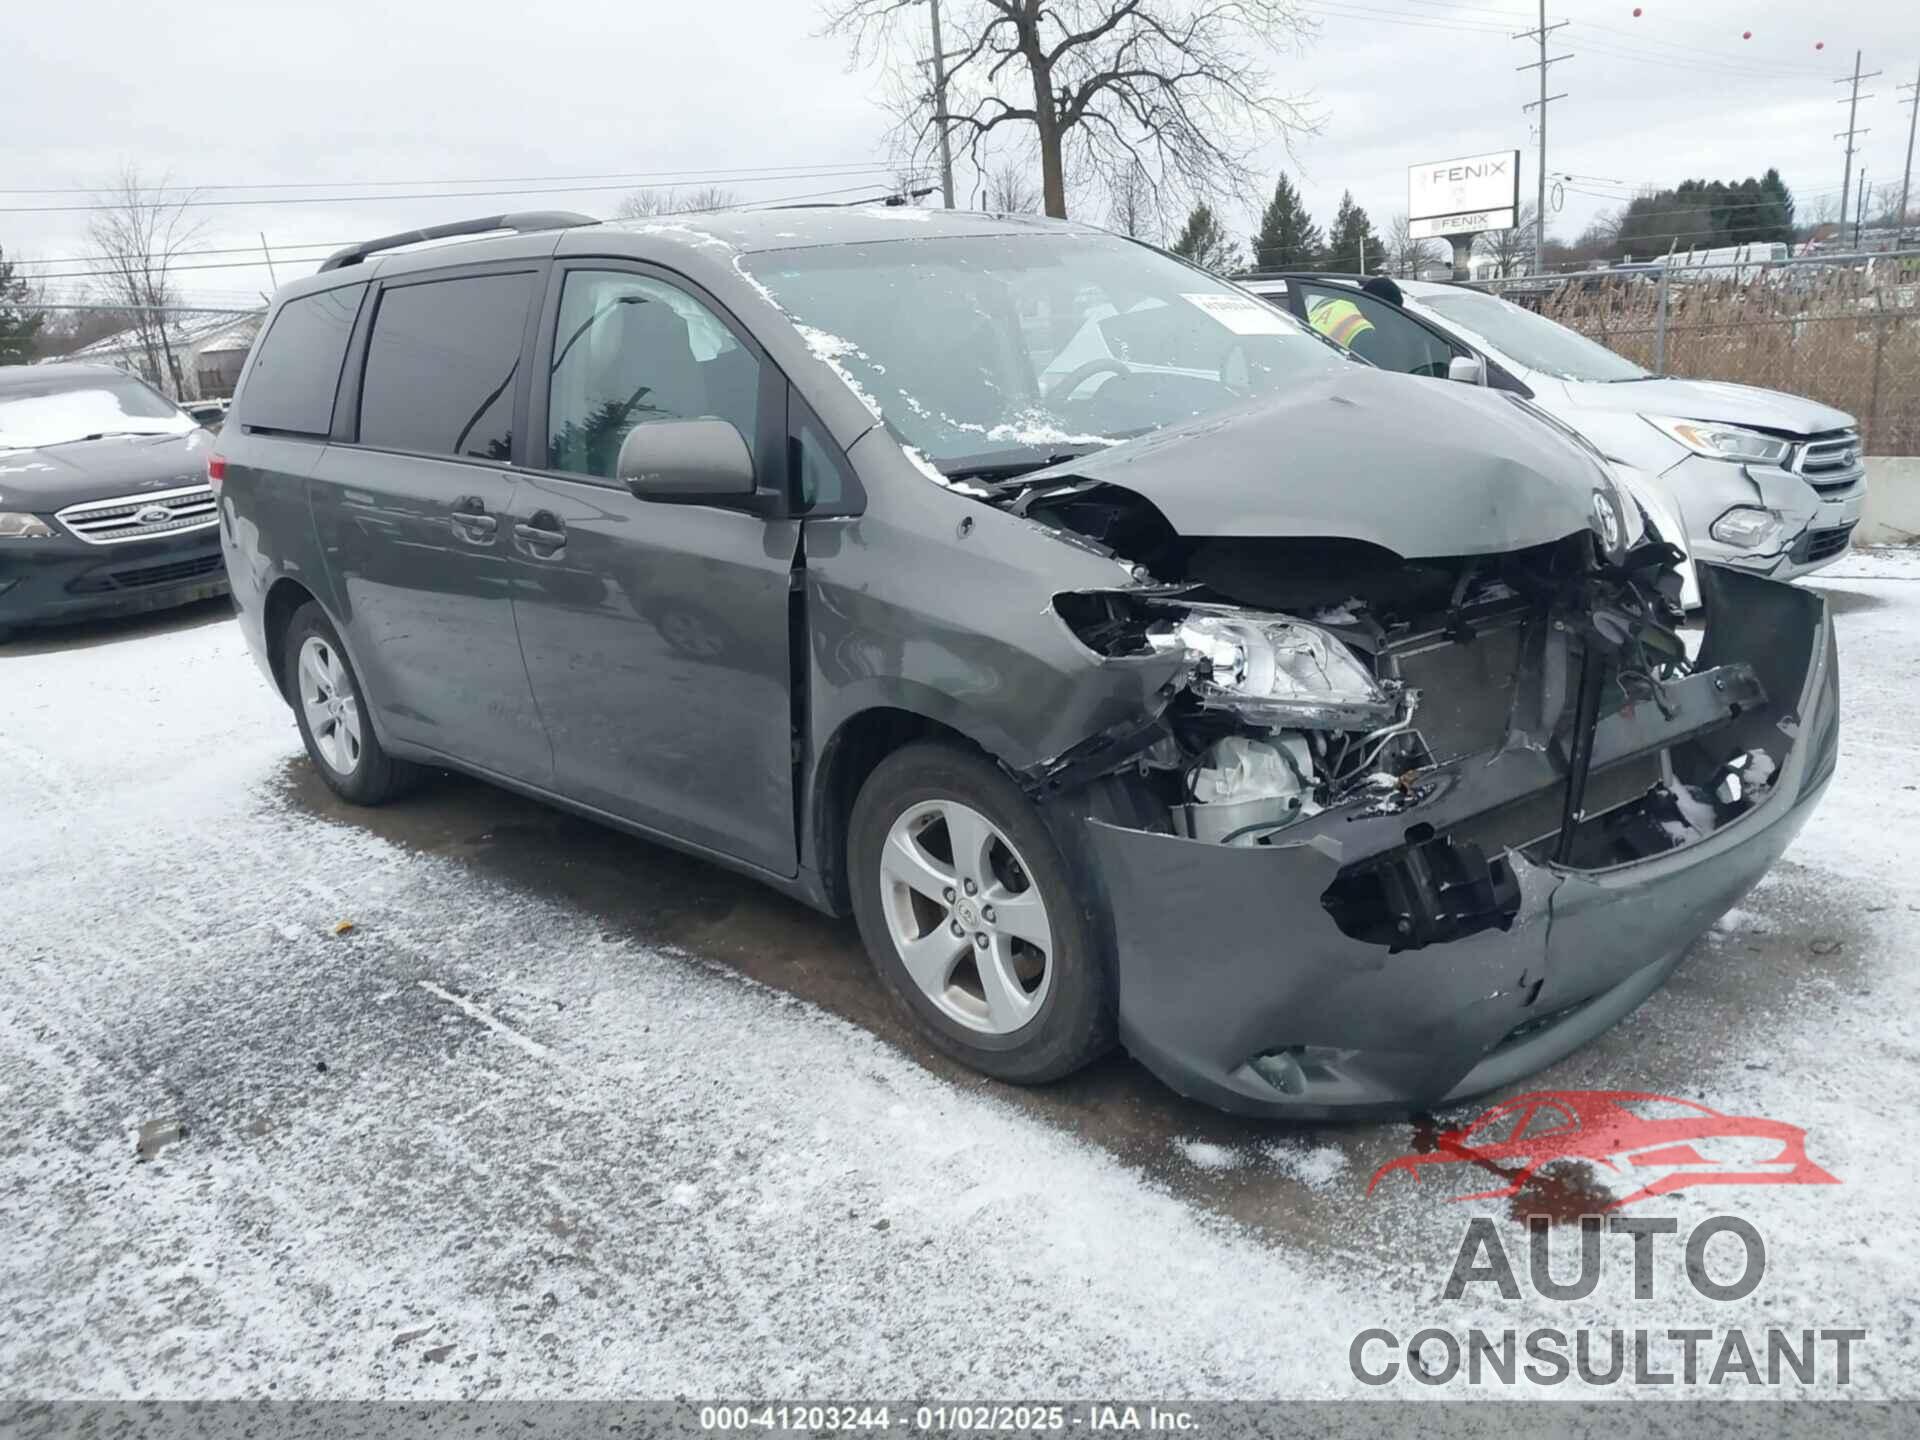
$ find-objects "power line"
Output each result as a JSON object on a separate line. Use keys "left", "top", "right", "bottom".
{"left": 0, "top": 159, "right": 895, "bottom": 197}
{"left": 27, "top": 182, "right": 927, "bottom": 286}
{"left": 1900, "top": 64, "right": 1918, "bottom": 237}
{"left": 1302, "top": 1, "right": 1824, "bottom": 79}
{"left": 0, "top": 165, "right": 900, "bottom": 215}
{"left": 1515, "top": 0, "right": 1571, "bottom": 275}
{"left": 1834, "top": 49, "right": 1882, "bottom": 234}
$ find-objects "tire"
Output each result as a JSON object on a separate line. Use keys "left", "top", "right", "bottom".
{"left": 282, "top": 601, "right": 420, "bottom": 805}
{"left": 847, "top": 741, "right": 1115, "bottom": 1084}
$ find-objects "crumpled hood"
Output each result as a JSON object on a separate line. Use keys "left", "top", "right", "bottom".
{"left": 1030, "top": 366, "right": 1607, "bottom": 559}
{"left": 0, "top": 430, "right": 210, "bottom": 512}
{"left": 1553, "top": 375, "right": 1853, "bottom": 435}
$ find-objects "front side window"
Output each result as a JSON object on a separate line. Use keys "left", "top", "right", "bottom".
{"left": 1, "top": 372, "right": 194, "bottom": 451}
{"left": 236, "top": 283, "right": 365, "bottom": 436}
{"left": 545, "top": 270, "right": 760, "bottom": 480}
{"left": 741, "top": 232, "right": 1347, "bottom": 474}
{"left": 1420, "top": 289, "right": 1649, "bottom": 382}
{"left": 1301, "top": 284, "right": 1458, "bottom": 379}
{"left": 358, "top": 272, "right": 535, "bottom": 460}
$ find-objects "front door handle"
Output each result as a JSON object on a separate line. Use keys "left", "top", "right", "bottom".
{"left": 514, "top": 510, "right": 567, "bottom": 555}
{"left": 449, "top": 497, "right": 497, "bottom": 543}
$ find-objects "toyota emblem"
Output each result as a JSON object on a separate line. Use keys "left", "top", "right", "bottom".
{"left": 1591, "top": 491, "right": 1621, "bottom": 552}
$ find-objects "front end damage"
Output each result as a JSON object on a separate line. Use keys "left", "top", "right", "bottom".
{"left": 1028, "top": 489, "right": 1837, "bottom": 1119}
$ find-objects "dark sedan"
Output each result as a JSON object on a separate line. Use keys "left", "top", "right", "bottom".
{"left": 0, "top": 364, "right": 228, "bottom": 640}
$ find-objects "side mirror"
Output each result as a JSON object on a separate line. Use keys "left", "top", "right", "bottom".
{"left": 1447, "top": 354, "right": 1488, "bottom": 386}
{"left": 616, "top": 418, "right": 756, "bottom": 505}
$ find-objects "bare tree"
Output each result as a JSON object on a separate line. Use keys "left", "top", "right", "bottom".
{"left": 1474, "top": 203, "right": 1540, "bottom": 278}
{"left": 985, "top": 160, "right": 1041, "bottom": 213}
{"left": 85, "top": 166, "right": 202, "bottom": 397}
{"left": 1384, "top": 211, "right": 1440, "bottom": 278}
{"left": 824, "top": 1, "right": 1317, "bottom": 220}
{"left": 613, "top": 185, "right": 740, "bottom": 219}
{"left": 1104, "top": 158, "right": 1156, "bottom": 238}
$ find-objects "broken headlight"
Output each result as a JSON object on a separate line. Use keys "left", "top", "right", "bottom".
{"left": 1150, "top": 612, "right": 1400, "bottom": 729}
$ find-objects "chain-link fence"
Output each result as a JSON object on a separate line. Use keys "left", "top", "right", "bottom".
{"left": 1481, "top": 251, "right": 1920, "bottom": 454}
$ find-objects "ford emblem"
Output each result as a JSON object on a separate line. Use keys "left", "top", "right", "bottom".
{"left": 134, "top": 505, "right": 173, "bottom": 525}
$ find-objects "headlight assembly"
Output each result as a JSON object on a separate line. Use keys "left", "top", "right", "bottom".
{"left": 1149, "top": 612, "right": 1401, "bottom": 729}
{"left": 1642, "top": 415, "right": 1793, "bottom": 467}
{"left": 0, "top": 512, "right": 54, "bottom": 539}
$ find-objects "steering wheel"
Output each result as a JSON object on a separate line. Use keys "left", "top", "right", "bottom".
{"left": 1045, "top": 357, "right": 1132, "bottom": 403}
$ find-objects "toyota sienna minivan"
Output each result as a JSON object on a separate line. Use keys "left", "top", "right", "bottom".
{"left": 215, "top": 207, "right": 1837, "bottom": 1117}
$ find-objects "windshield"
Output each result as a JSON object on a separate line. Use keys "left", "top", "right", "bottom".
{"left": 743, "top": 232, "right": 1349, "bottom": 471}
{"left": 0, "top": 373, "right": 195, "bottom": 450}
{"left": 1420, "top": 290, "right": 1650, "bottom": 383}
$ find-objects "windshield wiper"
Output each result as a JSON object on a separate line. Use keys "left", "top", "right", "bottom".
{"left": 940, "top": 447, "right": 1109, "bottom": 486}
{"left": 38, "top": 429, "right": 173, "bottom": 447}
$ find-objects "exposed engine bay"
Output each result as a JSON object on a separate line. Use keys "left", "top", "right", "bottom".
{"left": 1020, "top": 480, "right": 1787, "bottom": 954}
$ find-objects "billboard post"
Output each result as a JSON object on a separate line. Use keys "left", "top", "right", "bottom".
{"left": 1408, "top": 150, "right": 1522, "bottom": 278}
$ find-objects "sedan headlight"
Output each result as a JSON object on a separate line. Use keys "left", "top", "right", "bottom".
{"left": 0, "top": 512, "right": 54, "bottom": 539}
{"left": 1150, "top": 612, "right": 1400, "bottom": 730}
{"left": 1709, "top": 505, "right": 1787, "bottom": 552}
{"left": 1643, "top": 415, "right": 1793, "bottom": 467}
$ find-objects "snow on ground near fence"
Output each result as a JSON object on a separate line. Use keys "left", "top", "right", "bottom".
{"left": 2, "top": 553, "right": 1919, "bottom": 1398}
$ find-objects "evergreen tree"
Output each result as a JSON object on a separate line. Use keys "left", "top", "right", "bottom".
{"left": 0, "top": 247, "right": 43, "bottom": 363}
{"left": 1170, "top": 203, "right": 1242, "bottom": 275}
{"left": 1322, "top": 191, "right": 1384, "bottom": 274}
{"left": 1249, "top": 172, "right": 1322, "bottom": 270}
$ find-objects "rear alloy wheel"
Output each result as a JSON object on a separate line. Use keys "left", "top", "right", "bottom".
{"left": 298, "top": 635, "right": 362, "bottom": 776}
{"left": 282, "top": 601, "right": 419, "bottom": 805}
{"left": 849, "top": 742, "right": 1113, "bottom": 1083}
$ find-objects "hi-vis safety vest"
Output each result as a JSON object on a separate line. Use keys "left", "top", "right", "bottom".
{"left": 1307, "top": 295, "right": 1374, "bottom": 350}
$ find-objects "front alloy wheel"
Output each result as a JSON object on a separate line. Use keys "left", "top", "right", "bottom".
{"left": 847, "top": 741, "right": 1114, "bottom": 1084}
{"left": 879, "top": 798, "right": 1054, "bottom": 1035}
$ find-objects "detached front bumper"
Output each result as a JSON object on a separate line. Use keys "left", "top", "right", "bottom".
{"left": 0, "top": 526, "right": 228, "bottom": 631}
{"left": 1086, "top": 566, "right": 1837, "bottom": 1119}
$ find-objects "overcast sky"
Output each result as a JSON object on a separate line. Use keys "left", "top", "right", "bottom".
{"left": 8, "top": 0, "right": 1919, "bottom": 311}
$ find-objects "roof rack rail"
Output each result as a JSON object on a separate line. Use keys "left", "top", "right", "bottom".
{"left": 317, "top": 211, "right": 598, "bottom": 273}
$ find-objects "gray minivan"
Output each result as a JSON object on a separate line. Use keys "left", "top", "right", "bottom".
{"left": 215, "top": 206, "right": 1837, "bottom": 1118}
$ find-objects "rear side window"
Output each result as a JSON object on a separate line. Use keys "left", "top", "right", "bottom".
{"left": 358, "top": 272, "right": 535, "bottom": 460}
{"left": 237, "top": 283, "right": 366, "bottom": 435}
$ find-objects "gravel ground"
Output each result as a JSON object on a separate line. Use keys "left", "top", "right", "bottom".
{"left": 3, "top": 553, "right": 1918, "bottom": 1403}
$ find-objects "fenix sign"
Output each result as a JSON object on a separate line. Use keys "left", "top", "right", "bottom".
{"left": 1409, "top": 151, "right": 1521, "bottom": 239}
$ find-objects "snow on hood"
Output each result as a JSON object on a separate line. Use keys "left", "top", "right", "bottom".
{"left": 1555, "top": 375, "right": 1853, "bottom": 436}
{"left": 1025, "top": 366, "right": 1609, "bottom": 559}
{"left": 0, "top": 430, "right": 210, "bottom": 511}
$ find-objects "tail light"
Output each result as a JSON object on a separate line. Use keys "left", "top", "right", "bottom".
{"left": 207, "top": 455, "right": 227, "bottom": 493}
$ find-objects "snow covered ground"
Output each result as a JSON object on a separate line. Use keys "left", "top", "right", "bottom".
{"left": 3, "top": 554, "right": 1919, "bottom": 1403}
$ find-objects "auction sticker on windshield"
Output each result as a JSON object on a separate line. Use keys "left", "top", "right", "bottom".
{"left": 1181, "top": 291, "right": 1297, "bottom": 335}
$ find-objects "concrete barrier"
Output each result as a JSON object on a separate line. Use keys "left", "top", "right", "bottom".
{"left": 1860, "top": 457, "right": 1920, "bottom": 546}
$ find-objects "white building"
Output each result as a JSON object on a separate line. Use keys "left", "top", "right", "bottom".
{"left": 56, "top": 309, "right": 264, "bottom": 400}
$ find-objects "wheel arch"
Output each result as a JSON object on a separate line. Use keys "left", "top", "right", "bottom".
{"left": 262, "top": 576, "right": 323, "bottom": 705}
{"left": 808, "top": 702, "right": 998, "bottom": 916}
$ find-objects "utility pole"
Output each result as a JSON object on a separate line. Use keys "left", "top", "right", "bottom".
{"left": 1834, "top": 49, "right": 1881, "bottom": 237}
{"left": 927, "top": 0, "right": 957, "bottom": 209}
{"left": 1899, "top": 64, "right": 1918, "bottom": 246}
{"left": 1514, "top": 1, "right": 1570, "bottom": 276}
{"left": 1856, "top": 173, "right": 1871, "bottom": 249}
